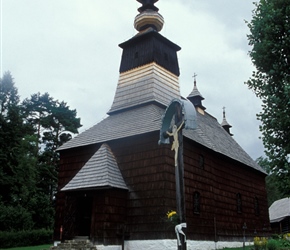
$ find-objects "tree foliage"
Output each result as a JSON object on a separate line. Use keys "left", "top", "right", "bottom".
{"left": 0, "top": 72, "right": 82, "bottom": 231}
{"left": 246, "top": 0, "right": 290, "bottom": 195}
{"left": 256, "top": 156, "right": 284, "bottom": 206}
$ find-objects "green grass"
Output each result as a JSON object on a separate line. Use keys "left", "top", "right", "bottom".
{"left": 223, "top": 246, "right": 252, "bottom": 250}
{"left": 0, "top": 245, "right": 52, "bottom": 250}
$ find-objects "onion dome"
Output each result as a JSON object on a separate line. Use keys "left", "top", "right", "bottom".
{"left": 221, "top": 107, "right": 233, "bottom": 136}
{"left": 134, "top": 0, "right": 164, "bottom": 32}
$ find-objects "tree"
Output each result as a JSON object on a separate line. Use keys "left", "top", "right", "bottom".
{"left": 22, "top": 93, "right": 82, "bottom": 206}
{"left": 0, "top": 73, "right": 82, "bottom": 230}
{"left": 256, "top": 156, "right": 283, "bottom": 206}
{"left": 23, "top": 92, "right": 82, "bottom": 151}
{"left": 246, "top": 0, "right": 290, "bottom": 195}
{"left": 0, "top": 72, "right": 37, "bottom": 230}
{"left": 0, "top": 71, "right": 19, "bottom": 114}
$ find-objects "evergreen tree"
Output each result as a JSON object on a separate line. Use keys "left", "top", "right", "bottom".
{"left": 0, "top": 73, "right": 82, "bottom": 231}
{"left": 22, "top": 93, "right": 82, "bottom": 229}
{"left": 0, "top": 72, "right": 36, "bottom": 230}
{"left": 246, "top": 0, "right": 290, "bottom": 195}
{"left": 256, "top": 156, "right": 283, "bottom": 207}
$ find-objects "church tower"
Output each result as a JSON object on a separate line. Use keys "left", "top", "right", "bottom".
{"left": 108, "top": 0, "right": 181, "bottom": 114}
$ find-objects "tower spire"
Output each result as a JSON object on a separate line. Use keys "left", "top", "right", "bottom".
{"left": 187, "top": 74, "right": 206, "bottom": 114}
{"left": 108, "top": 0, "right": 181, "bottom": 115}
{"left": 221, "top": 107, "right": 233, "bottom": 136}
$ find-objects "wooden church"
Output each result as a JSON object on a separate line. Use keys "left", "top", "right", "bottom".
{"left": 53, "top": 0, "right": 270, "bottom": 248}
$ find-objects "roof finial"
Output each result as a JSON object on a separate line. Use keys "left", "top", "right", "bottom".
{"left": 137, "top": 0, "right": 159, "bottom": 12}
{"left": 221, "top": 107, "right": 233, "bottom": 136}
{"left": 192, "top": 73, "right": 197, "bottom": 87}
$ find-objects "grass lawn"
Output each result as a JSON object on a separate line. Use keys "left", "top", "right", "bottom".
{"left": 223, "top": 246, "right": 252, "bottom": 250}
{"left": 0, "top": 245, "right": 52, "bottom": 250}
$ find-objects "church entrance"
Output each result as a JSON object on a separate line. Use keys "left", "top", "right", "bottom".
{"left": 76, "top": 195, "right": 93, "bottom": 237}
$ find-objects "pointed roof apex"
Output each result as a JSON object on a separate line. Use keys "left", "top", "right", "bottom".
{"left": 61, "top": 143, "right": 128, "bottom": 191}
{"left": 188, "top": 73, "right": 204, "bottom": 100}
{"left": 221, "top": 107, "right": 233, "bottom": 136}
{"left": 187, "top": 74, "right": 206, "bottom": 113}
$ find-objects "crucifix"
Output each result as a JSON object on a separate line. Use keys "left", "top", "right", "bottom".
{"left": 159, "top": 98, "right": 197, "bottom": 250}
{"left": 166, "top": 120, "right": 184, "bottom": 167}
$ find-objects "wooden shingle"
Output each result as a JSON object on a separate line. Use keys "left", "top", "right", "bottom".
{"left": 61, "top": 143, "right": 128, "bottom": 191}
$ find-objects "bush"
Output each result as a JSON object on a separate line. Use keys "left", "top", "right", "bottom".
{"left": 267, "top": 239, "right": 278, "bottom": 250}
{"left": 0, "top": 204, "right": 34, "bottom": 231}
{"left": 254, "top": 236, "right": 267, "bottom": 250}
{"left": 0, "top": 229, "right": 52, "bottom": 248}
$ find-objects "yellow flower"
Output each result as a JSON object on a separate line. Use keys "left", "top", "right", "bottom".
{"left": 167, "top": 210, "right": 177, "bottom": 219}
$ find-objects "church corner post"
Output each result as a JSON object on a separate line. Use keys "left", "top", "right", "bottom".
{"left": 159, "top": 98, "right": 197, "bottom": 250}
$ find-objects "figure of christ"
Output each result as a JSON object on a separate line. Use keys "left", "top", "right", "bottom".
{"left": 166, "top": 120, "right": 184, "bottom": 167}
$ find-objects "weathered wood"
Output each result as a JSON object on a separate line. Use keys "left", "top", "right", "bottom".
{"left": 54, "top": 131, "right": 269, "bottom": 243}
{"left": 119, "top": 31, "right": 180, "bottom": 76}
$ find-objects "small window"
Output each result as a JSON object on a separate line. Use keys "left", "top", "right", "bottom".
{"left": 254, "top": 197, "right": 260, "bottom": 216}
{"left": 193, "top": 192, "right": 200, "bottom": 214}
{"left": 236, "top": 193, "right": 242, "bottom": 213}
{"left": 198, "top": 154, "right": 204, "bottom": 169}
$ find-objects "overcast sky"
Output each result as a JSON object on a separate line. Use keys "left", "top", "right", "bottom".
{"left": 0, "top": 0, "right": 265, "bottom": 160}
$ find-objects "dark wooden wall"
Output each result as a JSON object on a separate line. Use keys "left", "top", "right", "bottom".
{"left": 54, "top": 130, "right": 269, "bottom": 243}
{"left": 183, "top": 138, "right": 270, "bottom": 241}
{"left": 119, "top": 33, "right": 180, "bottom": 76}
{"left": 90, "top": 189, "right": 128, "bottom": 245}
{"left": 110, "top": 132, "right": 175, "bottom": 240}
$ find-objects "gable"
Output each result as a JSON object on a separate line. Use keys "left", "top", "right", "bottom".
{"left": 61, "top": 143, "right": 128, "bottom": 191}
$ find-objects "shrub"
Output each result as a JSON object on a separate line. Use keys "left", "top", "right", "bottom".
{"left": 0, "top": 204, "right": 34, "bottom": 231}
{"left": 253, "top": 236, "right": 267, "bottom": 250}
{"left": 267, "top": 239, "right": 278, "bottom": 250}
{"left": 0, "top": 229, "right": 52, "bottom": 248}
{"left": 271, "top": 234, "right": 280, "bottom": 240}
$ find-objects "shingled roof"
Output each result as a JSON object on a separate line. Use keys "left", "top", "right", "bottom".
{"left": 269, "top": 197, "right": 290, "bottom": 223}
{"left": 58, "top": 103, "right": 265, "bottom": 174}
{"left": 61, "top": 143, "right": 128, "bottom": 191}
{"left": 58, "top": 104, "right": 164, "bottom": 151}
